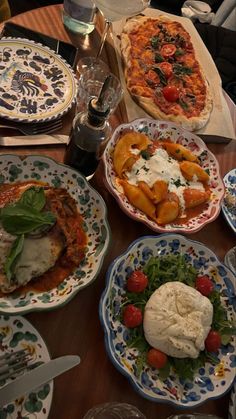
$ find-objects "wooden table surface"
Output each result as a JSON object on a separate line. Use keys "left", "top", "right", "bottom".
{"left": 0, "top": 5, "right": 235, "bottom": 419}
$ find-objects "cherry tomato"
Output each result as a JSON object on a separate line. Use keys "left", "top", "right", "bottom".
{"left": 127, "top": 270, "right": 148, "bottom": 293}
{"left": 205, "top": 330, "right": 221, "bottom": 352}
{"left": 196, "top": 275, "right": 214, "bottom": 297}
{"left": 123, "top": 304, "right": 142, "bottom": 328}
{"left": 158, "top": 62, "right": 173, "bottom": 79}
{"left": 147, "top": 348, "right": 168, "bottom": 369}
{"left": 162, "top": 85, "right": 180, "bottom": 102}
{"left": 160, "top": 44, "right": 177, "bottom": 58}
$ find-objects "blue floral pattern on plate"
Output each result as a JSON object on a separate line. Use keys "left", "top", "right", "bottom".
{"left": 0, "top": 314, "right": 52, "bottom": 418}
{"left": 0, "top": 155, "right": 110, "bottom": 315}
{"left": 99, "top": 234, "right": 236, "bottom": 407}
{"left": 103, "top": 118, "right": 225, "bottom": 234}
{"left": 0, "top": 38, "right": 77, "bottom": 123}
{"left": 222, "top": 169, "right": 236, "bottom": 234}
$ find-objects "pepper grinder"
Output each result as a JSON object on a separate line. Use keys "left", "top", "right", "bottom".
{"left": 64, "top": 75, "right": 113, "bottom": 179}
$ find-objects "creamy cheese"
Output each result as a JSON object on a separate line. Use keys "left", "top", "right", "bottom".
{"left": 143, "top": 281, "right": 213, "bottom": 359}
{"left": 126, "top": 148, "right": 205, "bottom": 211}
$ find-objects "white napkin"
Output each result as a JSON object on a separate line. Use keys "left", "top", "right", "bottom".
{"left": 181, "top": 0, "right": 215, "bottom": 23}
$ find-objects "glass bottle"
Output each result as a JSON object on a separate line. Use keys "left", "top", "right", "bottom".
{"left": 64, "top": 98, "right": 111, "bottom": 179}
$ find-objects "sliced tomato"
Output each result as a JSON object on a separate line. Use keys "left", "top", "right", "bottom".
{"left": 123, "top": 304, "right": 142, "bottom": 328}
{"left": 162, "top": 85, "right": 180, "bottom": 102}
{"left": 147, "top": 348, "right": 168, "bottom": 369}
{"left": 196, "top": 275, "right": 214, "bottom": 297}
{"left": 158, "top": 62, "right": 173, "bottom": 79}
{"left": 127, "top": 270, "right": 148, "bottom": 293}
{"left": 160, "top": 44, "right": 177, "bottom": 58}
{"left": 205, "top": 330, "right": 221, "bottom": 353}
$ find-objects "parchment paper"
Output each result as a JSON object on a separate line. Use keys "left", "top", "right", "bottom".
{"left": 111, "top": 8, "right": 235, "bottom": 139}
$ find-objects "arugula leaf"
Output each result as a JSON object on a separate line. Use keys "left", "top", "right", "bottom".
{"left": 153, "top": 67, "right": 167, "bottom": 86}
{"left": 19, "top": 187, "right": 46, "bottom": 211}
{"left": 175, "top": 49, "right": 184, "bottom": 57}
{"left": 150, "top": 36, "right": 160, "bottom": 49}
{"left": 0, "top": 204, "right": 56, "bottom": 235}
{"left": 4, "top": 235, "right": 24, "bottom": 282}
{"left": 173, "top": 63, "right": 193, "bottom": 76}
{"left": 154, "top": 53, "right": 164, "bottom": 63}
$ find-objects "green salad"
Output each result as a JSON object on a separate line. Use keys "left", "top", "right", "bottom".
{"left": 120, "top": 254, "right": 236, "bottom": 381}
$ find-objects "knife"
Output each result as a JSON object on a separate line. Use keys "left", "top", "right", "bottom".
{"left": 0, "top": 355, "right": 80, "bottom": 407}
{"left": 0, "top": 134, "right": 69, "bottom": 146}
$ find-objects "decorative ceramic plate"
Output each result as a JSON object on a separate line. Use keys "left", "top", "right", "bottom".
{"left": 99, "top": 234, "right": 236, "bottom": 407}
{"left": 103, "top": 118, "right": 224, "bottom": 234}
{"left": 222, "top": 169, "right": 236, "bottom": 234}
{"left": 0, "top": 155, "right": 110, "bottom": 314}
{"left": 229, "top": 382, "right": 236, "bottom": 419}
{"left": 0, "top": 314, "right": 52, "bottom": 417}
{"left": 0, "top": 38, "right": 77, "bottom": 122}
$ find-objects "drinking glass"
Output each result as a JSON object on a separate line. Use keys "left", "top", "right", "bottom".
{"left": 77, "top": 56, "right": 109, "bottom": 78}
{"left": 83, "top": 402, "right": 146, "bottom": 419}
{"left": 77, "top": 67, "right": 123, "bottom": 114}
{"left": 94, "top": 0, "right": 150, "bottom": 58}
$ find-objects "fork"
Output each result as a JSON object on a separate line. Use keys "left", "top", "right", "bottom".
{"left": 0, "top": 118, "right": 63, "bottom": 136}
{"left": 0, "top": 349, "right": 32, "bottom": 381}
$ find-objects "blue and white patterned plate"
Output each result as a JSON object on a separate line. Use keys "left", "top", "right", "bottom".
{"left": 222, "top": 169, "right": 236, "bottom": 234}
{"left": 229, "top": 381, "right": 236, "bottom": 419}
{"left": 0, "top": 38, "right": 77, "bottom": 123}
{"left": 0, "top": 155, "right": 110, "bottom": 315}
{"left": 0, "top": 314, "right": 52, "bottom": 418}
{"left": 99, "top": 234, "right": 236, "bottom": 407}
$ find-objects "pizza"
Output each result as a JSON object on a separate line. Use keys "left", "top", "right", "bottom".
{"left": 120, "top": 15, "right": 212, "bottom": 131}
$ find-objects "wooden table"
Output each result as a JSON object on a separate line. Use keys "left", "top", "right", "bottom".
{"left": 0, "top": 5, "right": 235, "bottom": 419}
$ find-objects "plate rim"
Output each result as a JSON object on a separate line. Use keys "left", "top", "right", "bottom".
{"left": 221, "top": 168, "right": 236, "bottom": 235}
{"left": 99, "top": 232, "right": 236, "bottom": 407}
{"left": 103, "top": 117, "right": 225, "bottom": 234}
{"left": 0, "top": 37, "right": 78, "bottom": 123}
{"left": 0, "top": 154, "right": 111, "bottom": 315}
{"left": 0, "top": 313, "right": 53, "bottom": 417}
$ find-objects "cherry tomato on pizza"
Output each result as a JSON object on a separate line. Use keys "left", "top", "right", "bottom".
{"left": 158, "top": 62, "right": 173, "bottom": 79}
{"left": 160, "top": 44, "right": 177, "bottom": 58}
{"left": 162, "top": 85, "right": 180, "bottom": 102}
{"left": 123, "top": 304, "right": 142, "bottom": 328}
{"left": 147, "top": 348, "right": 168, "bottom": 369}
{"left": 205, "top": 330, "right": 221, "bottom": 352}
{"left": 196, "top": 275, "right": 214, "bottom": 296}
{"left": 127, "top": 270, "right": 148, "bottom": 293}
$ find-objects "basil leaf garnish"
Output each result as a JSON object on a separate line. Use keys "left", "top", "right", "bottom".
{"left": 4, "top": 234, "right": 24, "bottom": 282}
{"left": 154, "top": 53, "right": 164, "bottom": 63}
{"left": 19, "top": 186, "right": 46, "bottom": 211}
{"left": 173, "top": 64, "right": 193, "bottom": 76}
{"left": 150, "top": 36, "right": 160, "bottom": 49}
{"left": 0, "top": 204, "right": 56, "bottom": 235}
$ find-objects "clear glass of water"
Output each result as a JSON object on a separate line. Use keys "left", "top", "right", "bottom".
{"left": 62, "top": 0, "right": 96, "bottom": 35}
{"left": 76, "top": 56, "right": 109, "bottom": 78}
{"left": 83, "top": 402, "right": 146, "bottom": 419}
{"left": 77, "top": 67, "right": 123, "bottom": 114}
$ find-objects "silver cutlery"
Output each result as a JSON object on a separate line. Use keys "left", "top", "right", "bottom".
{"left": 0, "top": 134, "right": 69, "bottom": 146}
{"left": 0, "top": 354, "right": 80, "bottom": 407}
{"left": 0, "top": 349, "right": 33, "bottom": 381}
{"left": 0, "top": 118, "right": 63, "bottom": 136}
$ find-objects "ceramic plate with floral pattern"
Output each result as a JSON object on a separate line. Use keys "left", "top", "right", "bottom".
{"left": 0, "top": 155, "right": 110, "bottom": 314}
{"left": 103, "top": 118, "right": 224, "bottom": 234}
{"left": 0, "top": 38, "right": 77, "bottom": 122}
{"left": 99, "top": 234, "right": 236, "bottom": 407}
{"left": 0, "top": 314, "right": 52, "bottom": 417}
{"left": 222, "top": 169, "right": 236, "bottom": 234}
{"left": 229, "top": 382, "right": 236, "bottom": 419}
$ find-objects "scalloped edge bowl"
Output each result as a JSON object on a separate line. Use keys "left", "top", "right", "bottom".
{"left": 103, "top": 118, "right": 225, "bottom": 234}
{"left": 99, "top": 233, "right": 236, "bottom": 408}
{"left": 0, "top": 154, "right": 110, "bottom": 315}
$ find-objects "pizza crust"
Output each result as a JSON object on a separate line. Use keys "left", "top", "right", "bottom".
{"left": 120, "top": 15, "right": 212, "bottom": 132}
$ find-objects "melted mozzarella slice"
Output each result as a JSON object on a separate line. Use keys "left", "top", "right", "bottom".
{"left": 0, "top": 223, "right": 64, "bottom": 294}
{"left": 143, "top": 281, "right": 213, "bottom": 358}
